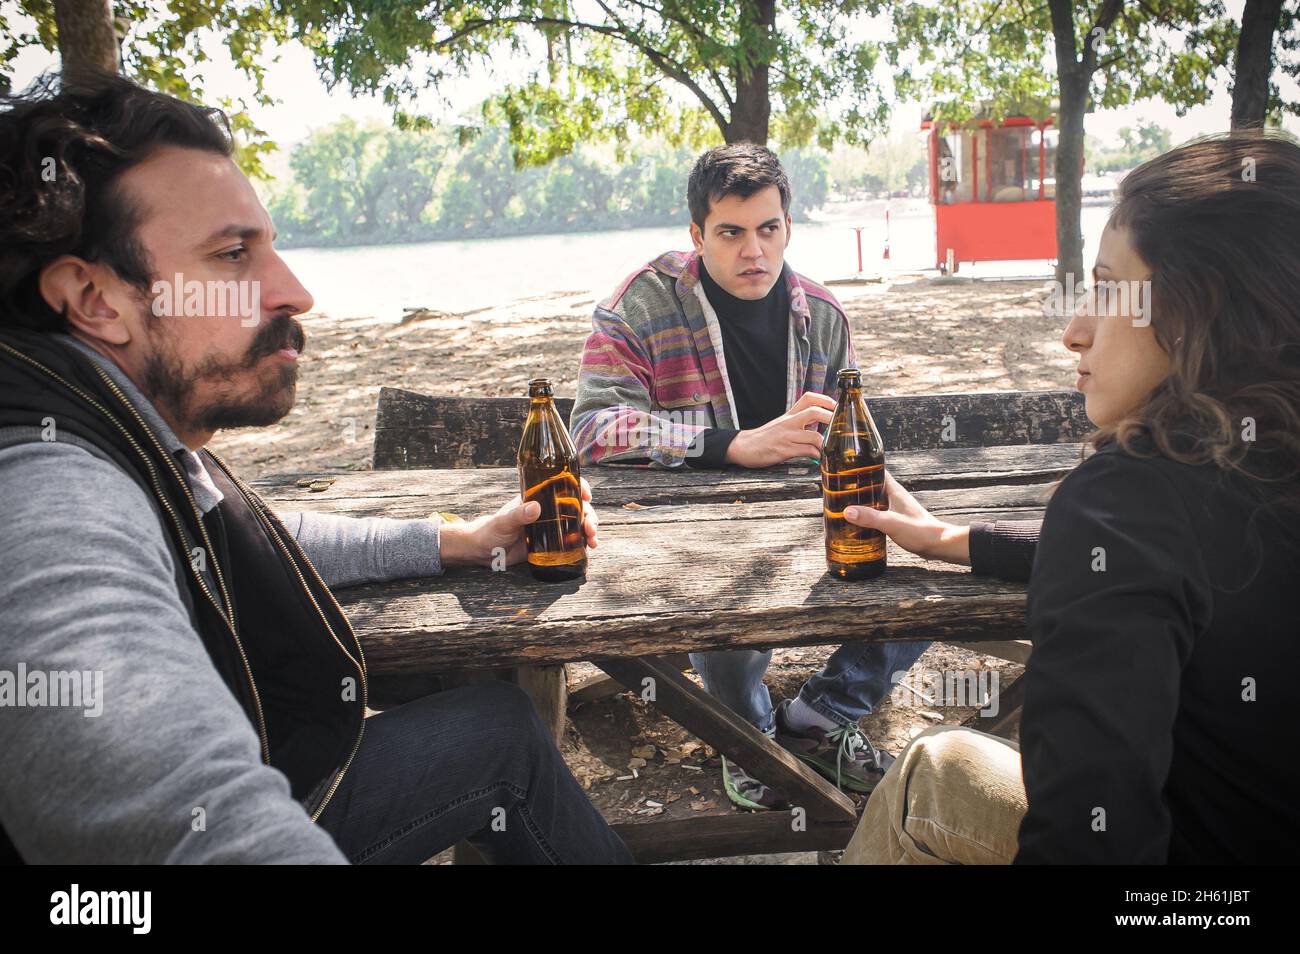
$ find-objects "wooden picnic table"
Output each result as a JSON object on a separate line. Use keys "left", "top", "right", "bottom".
{"left": 251, "top": 442, "right": 1076, "bottom": 862}
{"left": 253, "top": 442, "right": 1073, "bottom": 676}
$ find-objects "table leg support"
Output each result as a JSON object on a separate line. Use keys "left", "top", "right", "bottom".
{"left": 511, "top": 664, "right": 567, "bottom": 746}
{"left": 596, "top": 655, "right": 858, "bottom": 824}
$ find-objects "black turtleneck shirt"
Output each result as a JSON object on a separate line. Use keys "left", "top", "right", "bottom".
{"left": 686, "top": 260, "right": 790, "bottom": 468}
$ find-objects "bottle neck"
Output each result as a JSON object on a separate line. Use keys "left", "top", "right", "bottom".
{"left": 832, "top": 383, "right": 872, "bottom": 433}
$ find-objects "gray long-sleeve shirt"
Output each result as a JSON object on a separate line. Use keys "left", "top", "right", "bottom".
{"left": 0, "top": 336, "right": 444, "bottom": 863}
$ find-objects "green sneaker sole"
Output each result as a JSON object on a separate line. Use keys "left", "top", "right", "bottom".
{"left": 720, "top": 757, "right": 776, "bottom": 812}
{"left": 788, "top": 750, "right": 882, "bottom": 795}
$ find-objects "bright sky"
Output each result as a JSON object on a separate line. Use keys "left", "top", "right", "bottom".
{"left": 8, "top": 0, "right": 1297, "bottom": 176}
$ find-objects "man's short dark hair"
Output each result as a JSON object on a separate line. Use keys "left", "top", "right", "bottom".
{"left": 687, "top": 142, "right": 792, "bottom": 228}
{"left": 0, "top": 69, "right": 233, "bottom": 333}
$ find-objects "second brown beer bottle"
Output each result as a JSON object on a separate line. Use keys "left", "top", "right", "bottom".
{"left": 517, "top": 378, "right": 588, "bottom": 582}
{"left": 821, "top": 368, "right": 887, "bottom": 578}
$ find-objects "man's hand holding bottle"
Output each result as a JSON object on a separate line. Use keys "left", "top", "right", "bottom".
{"left": 724, "top": 391, "right": 837, "bottom": 467}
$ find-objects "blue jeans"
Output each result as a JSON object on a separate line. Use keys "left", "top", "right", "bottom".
{"left": 690, "top": 640, "right": 930, "bottom": 732}
{"left": 317, "top": 681, "right": 632, "bottom": 864}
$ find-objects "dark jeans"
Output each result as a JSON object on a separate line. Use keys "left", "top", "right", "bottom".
{"left": 691, "top": 639, "right": 931, "bottom": 732}
{"left": 316, "top": 681, "right": 632, "bottom": 864}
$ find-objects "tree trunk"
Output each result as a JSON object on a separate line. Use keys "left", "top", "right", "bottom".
{"left": 54, "top": 0, "right": 120, "bottom": 86}
{"left": 1053, "top": 77, "right": 1087, "bottom": 287}
{"left": 1048, "top": 0, "right": 1090, "bottom": 286}
{"left": 727, "top": 66, "right": 771, "bottom": 144}
{"left": 1231, "top": 0, "right": 1284, "bottom": 128}
{"left": 728, "top": 68, "right": 764, "bottom": 143}
{"left": 724, "top": 0, "right": 776, "bottom": 144}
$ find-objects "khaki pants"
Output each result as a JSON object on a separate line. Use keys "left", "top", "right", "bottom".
{"left": 841, "top": 726, "right": 1027, "bottom": 865}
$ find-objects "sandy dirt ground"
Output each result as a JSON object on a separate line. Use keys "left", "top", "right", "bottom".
{"left": 209, "top": 275, "right": 1073, "bottom": 864}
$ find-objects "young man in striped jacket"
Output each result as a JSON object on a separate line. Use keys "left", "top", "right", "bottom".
{"left": 570, "top": 144, "right": 929, "bottom": 810}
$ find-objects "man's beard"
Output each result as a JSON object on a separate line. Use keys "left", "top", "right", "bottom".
{"left": 140, "top": 310, "right": 307, "bottom": 434}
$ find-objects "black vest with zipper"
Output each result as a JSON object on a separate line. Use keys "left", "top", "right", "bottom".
{"left": 0, "top": 330, "right": 367, "bottom": 863}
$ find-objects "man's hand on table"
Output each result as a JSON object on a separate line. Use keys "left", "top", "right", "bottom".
{"left": 724, "top": 391, "right": 835, "bottom": 468}
{"left": 842, "top": 469, "right": 971, "bottom": 565}
{"left": 437, "top": 477, "right": 600, "bottom": 568}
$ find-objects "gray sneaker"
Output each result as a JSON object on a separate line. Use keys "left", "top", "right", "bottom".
{"left": 720, "top": 727, "right": 789, "bottom": 811}
{"left": 774, "top": 700, "right": 895, "bottom": 794}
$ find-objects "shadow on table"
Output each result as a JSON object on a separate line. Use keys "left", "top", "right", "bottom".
{"left": 444, "top": 563, "right": 585, "bottom": 621}
{"left": 338, "top": 563, "right": 585, "bottom": 623}
{"left": 801, "top": 561, "right": 954, "bottom": 606}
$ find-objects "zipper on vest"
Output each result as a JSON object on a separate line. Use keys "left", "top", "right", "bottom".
{"left": 207, "top": 454, "right": 369, "bottom": 823}
{"left": 0, "top": 343, "right": 272, "bottom": 764}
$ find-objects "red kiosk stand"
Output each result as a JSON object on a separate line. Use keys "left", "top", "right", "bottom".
{"left": 922, "top": 115, "right": 1058, "bottom": 273}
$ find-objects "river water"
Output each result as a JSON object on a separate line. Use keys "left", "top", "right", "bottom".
{"left": 280, "top": 200, "right": 1113, "bottom": 321}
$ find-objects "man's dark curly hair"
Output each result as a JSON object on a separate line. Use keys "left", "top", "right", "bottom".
{"left": 0, "top": 68, "right": 233, "bottom": 332}
{"left": 687, "top": 142, "right": 791, "bottom": 228}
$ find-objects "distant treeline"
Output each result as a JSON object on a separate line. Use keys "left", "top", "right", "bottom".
{"left": 267, "top": 120, "right": 830, "bottom": 249}
{"left": 1083, "top": 121, "right": 1172, "bottom": 174}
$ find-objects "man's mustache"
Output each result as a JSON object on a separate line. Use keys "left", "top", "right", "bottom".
{"left": 246, "top": 314, "right": 306, "bottom": 365}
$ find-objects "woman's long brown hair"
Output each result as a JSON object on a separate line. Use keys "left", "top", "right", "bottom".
{"left": 1098, "top": 128, "right": 1300, "bottom": 510}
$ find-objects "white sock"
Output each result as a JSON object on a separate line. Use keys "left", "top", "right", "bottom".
{"left": 786, "top": 696, "right": 840, "bottom": 732}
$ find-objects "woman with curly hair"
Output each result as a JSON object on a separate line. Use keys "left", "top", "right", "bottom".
{"left": 841, "top": 129, "right": 1300, "bottom": 864}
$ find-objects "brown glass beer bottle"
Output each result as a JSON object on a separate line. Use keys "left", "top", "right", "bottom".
{"left": 821, "top": 368, "right": 887, "bottom": 578}
{"left": 517, "top": 378, "right": 588, "bottom": 582}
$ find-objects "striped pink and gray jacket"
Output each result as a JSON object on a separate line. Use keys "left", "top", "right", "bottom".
{"left": 570, "top": 249, "right": 856, "bottom": 467}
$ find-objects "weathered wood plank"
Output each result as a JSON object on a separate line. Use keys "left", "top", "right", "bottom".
{"left": 596, "top": 656, "right": 857, "bottom": 822}
{"left": 257, "top": 471, "right": 1054, "bottom": 529}
{"left": 374, "top": 389, "right": 575, "bottom": 470}
{"left": 342, "top": 508, "right": 1038, "bottom": 674}
{"left": 611, "top": 812, "right": 859, "bottom": 864}
{"left": 252, "top": 443, "right": 1082, "bottom": 518}
{"left": 373, "top": 387, "right": 1091, "bottom": 468}
{"left": 864, "top": 388, "right": 1089, "bottom": 450}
